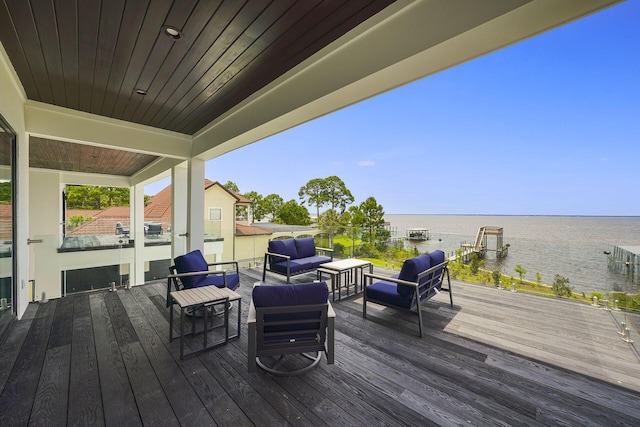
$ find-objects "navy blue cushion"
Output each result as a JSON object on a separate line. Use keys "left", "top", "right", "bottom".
{"left": 396, "top": 255, "right": 431, "bottom": 297}
{"left": 428, "top": 250, "right": 446, "bottom": 289}
{"left": 428, "top": 250, "right": 445, "bottom": 265}
{"left": 270, "top": 260, "right": 307, "bottom": 275}
{"left": 268, "top": 238, "right": 299, "bottom": 264}
{"left": 253, "top": 282, "right": 329, "bottom": 339}
{"left": 295, "top": 237, "right": 316, "bottom": 258}
{"left": 197, "top": 273, "right": 240, "bottom": 291}
{"left": 297, "top": 255, "right": 331, "bottom": 269}
{"left": 269, "top": 256, "right": 331, "bottom": 275}
{"left": 174, "top": 249, "right": 208, "bottom": 288}
{"left": 253, "top": 282, "right": 329, "bottom": 307}
{"left": 366, "top": 280, "right": 412, "bottom": 309}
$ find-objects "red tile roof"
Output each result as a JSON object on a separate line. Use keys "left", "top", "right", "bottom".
{"left": 235, "top": 223, "right": 272, "bottom": 236}
{"left": 205, "top": 181, "right": 252, "bottom": 204}
{"left": 0, "top": 204, "right": 12, "bottom": 239}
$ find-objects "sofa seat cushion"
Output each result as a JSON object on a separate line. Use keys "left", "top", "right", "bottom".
{"left": 366, "top": 280, "right": 412, "bottom": 309}
{"left": 193, "top": 272, "right": 240, "bottom": 291}
{"left": 174, "top": 249, "right": 209, "bottom": 288}
{"left": 268, "top": 238, "right": 298, "bottom": 263}
{"left": 396, "top": 254, "right": 431, "bottom": 297}
{"left": 295, "top": 237, "right": 317, "bottom": 258}
{"left": 270, "top": 256, "right": 331, "bottom": 275}
{"left": 270, "top": 260, "right": 308, "bottom": 275}
{"left": 299, "top": 255, "right": 331, "bottom": 269}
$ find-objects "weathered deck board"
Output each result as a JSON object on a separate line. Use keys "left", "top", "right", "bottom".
{"left": 68, "top": 294, "right": 104, "bottom": 426}
{"left": 0, "top": 267, "right": 639, "bottom": 426}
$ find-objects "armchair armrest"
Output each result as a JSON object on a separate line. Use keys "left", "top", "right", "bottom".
{"left": 166, "top": 270, "right": 228, "bottom": 307}
{"left": 363, "top": 272, "right": 418, "bottom": 288}
{"left": 206, "top": 260, "right": 239, "bottom": 271}
{"left": 315, "top": 247, "right": 334, "bottom": 260}
{"left": 315, "top": 247, "right": 333, "bottom": 253}
{"left": 167, "top": 270, "right": 227, "bottom": 279}
{"left": 263, "top": 251, "right": 291, "bottom": 260}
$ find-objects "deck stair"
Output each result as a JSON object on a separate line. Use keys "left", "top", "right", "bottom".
{"left": 457, "top": 226, "right": 509, "bottom": 261}
{"left": 473, "top": 226, "right": 486, "bottom": 251}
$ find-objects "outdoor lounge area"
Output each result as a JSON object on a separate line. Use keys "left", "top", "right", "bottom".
{"left": 1, "top": 266, "right": 639, "bottom": 426}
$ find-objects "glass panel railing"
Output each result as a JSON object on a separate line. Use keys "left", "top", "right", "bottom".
{"left": 29, "top": 222, "right": 640, "bottom": 347}
{"left": 603, "top": 246, "right": 640, "bottom": 343}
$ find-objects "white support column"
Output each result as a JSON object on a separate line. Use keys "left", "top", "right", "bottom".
{"left": 132, "top": 183, "right": 145, "bottom": 285}
{"left": 171, "top": 162, "right": 189, "bottom": 259}
{"left": 187, "top": 158, "right": 205, "bottom": 253}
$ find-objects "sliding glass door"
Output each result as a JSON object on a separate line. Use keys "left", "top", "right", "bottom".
{"left": 0, "top": 114, "right": 16, "bottom": 337}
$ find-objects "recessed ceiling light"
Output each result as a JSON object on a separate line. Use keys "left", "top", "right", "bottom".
{"left": 134, "top": 88, "right": 147, "bottom": 96}
{"left": 162, "top": 25, "right": 182, "bottom": 40}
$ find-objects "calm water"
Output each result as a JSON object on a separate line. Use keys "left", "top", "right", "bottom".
{"left": 384, "top": 214, "right": 640, "bottom": 295}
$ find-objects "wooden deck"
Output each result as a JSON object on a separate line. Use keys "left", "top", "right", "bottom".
{"left": 1, "top": 267, "right": 639, "bottom": 426}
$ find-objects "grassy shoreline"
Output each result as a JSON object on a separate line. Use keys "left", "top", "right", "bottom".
{"left": 358, "top": 255, "right": 640, "bottom": 311}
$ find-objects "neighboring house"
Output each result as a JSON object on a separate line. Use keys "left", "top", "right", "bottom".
{"left": 202, "top": 181, "right": 272, "bottom": 262}
{"left": 235, "top": 222, "right": 273, "bottom": 266}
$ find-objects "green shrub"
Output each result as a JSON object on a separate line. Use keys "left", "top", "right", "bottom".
{"left": 67, "top": 214, "right": 93, "bottom": 230}
{"left": 492, "top": 270, "right": 502, "bottom": 287}
{"left": 552, "top": 275, "right": 573, "bottom": 297}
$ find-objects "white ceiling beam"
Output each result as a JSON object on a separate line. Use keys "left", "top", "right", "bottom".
{"left": 25, "top": 101, "right": 192, "bottom": 159}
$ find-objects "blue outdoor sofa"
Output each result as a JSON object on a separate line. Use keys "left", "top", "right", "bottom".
{"left": 262, "top": 237, "right": 333, "bottom": 283}
{"left": 363, "top": 250, "right": 452, "bottom": 337}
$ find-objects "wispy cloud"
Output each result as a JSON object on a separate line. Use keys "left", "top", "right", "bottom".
{"left": 358, "top": 160, "right": 375, "bottom": 167}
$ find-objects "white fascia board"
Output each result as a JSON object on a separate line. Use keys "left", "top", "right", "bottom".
{"left": 55, "top": 169, "right": 132, "bottom": 187}
{"left": 24, "top": 101, "right": 192, "bottom": 158}
{"left": 193, "top": 0, "right": 621, "bottom": 160}
{"left": 129, "top": 157, "right": 184, "bottom": 186}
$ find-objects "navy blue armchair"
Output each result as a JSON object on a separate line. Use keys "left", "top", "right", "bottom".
{"left": 248, "top": 281, "right": 335, "bottom": 375}
{"left": 363, "top": 250, "right": 452, "bottom": 337}
{"left": 166, "top": 249, "right": 240, "bottom": 307}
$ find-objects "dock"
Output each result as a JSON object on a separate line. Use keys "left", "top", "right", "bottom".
{"left": 457, "top": 226, "right": 509, "bottom": 261}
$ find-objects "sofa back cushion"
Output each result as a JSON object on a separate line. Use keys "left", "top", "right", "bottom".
{"left": 174, "top": 249, "right": 208, "bottom": 288}
{"left": 268, "top": 238, "right": 299, "bottom": 261}
{"left": 253, "top": 281, "right": 329, "bottom": 307}
{"left": 427, "top": 250, "right": 446, "bottom": 285}
{"left": 396, "top": 254, "right": 431, "bottom": 297}
{"left": 253, "top": 282, "right": 329, "bottom": 338}
{"left": 295, "top": 237, "right": 317, "bottom": 258}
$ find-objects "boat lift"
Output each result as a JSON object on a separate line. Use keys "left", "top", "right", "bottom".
{"left": 405, "top": 228, "right": 431, "bottom": 241}
{"left": 460, "top": 226, "right": 509, "bottom": 260}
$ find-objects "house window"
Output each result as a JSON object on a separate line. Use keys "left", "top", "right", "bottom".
{"left": 209, "top": 208, "right": 222, "bottom": 221}
{"left": 207, "top": 207, "right": 222, "bottom": 237}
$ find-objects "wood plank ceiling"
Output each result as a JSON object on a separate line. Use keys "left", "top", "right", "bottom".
{"left": 0, "top": 0, "right": 394, "bottom": 176}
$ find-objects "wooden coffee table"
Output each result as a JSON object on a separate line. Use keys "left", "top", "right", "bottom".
{"left": 317, "top": 258, "right": 372, "bottom": 301}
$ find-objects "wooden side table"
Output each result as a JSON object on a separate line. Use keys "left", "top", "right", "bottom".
{"left": 169, "top": 286, "right": 241, "bottom": 359}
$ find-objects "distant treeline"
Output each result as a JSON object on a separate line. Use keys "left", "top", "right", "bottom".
{"left": 0, "top": 181, "right": 10, "bottom": 203}
{"left": 66, "top": 185, "right": 130, "bottom": 209}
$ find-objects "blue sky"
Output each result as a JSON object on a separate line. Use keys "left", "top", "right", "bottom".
{"left": 147, "top": 1, "right": 639, "bottom": 216}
